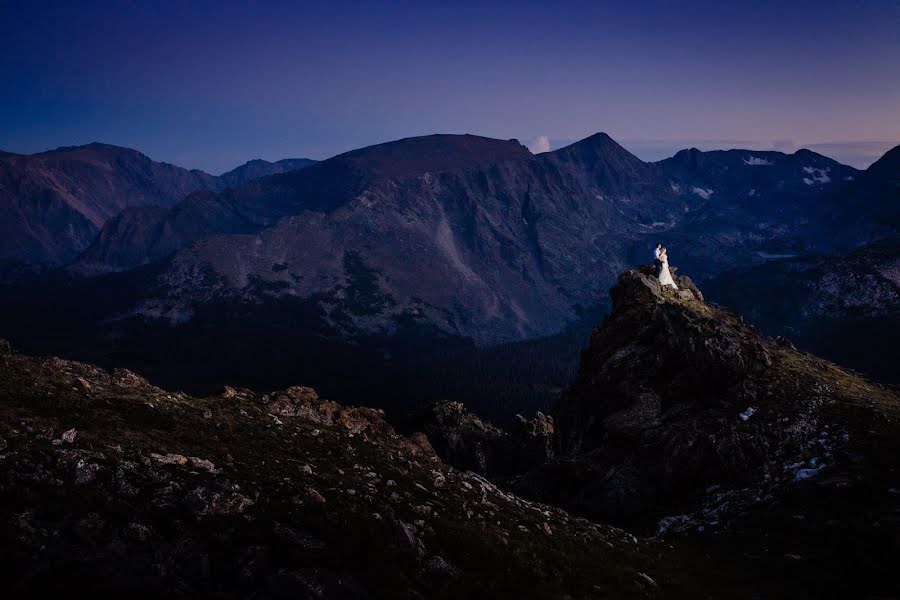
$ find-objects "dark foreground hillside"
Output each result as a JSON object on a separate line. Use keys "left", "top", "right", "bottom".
{"left": 2, "top": 269, "right": 900, "bottom": 598}
{"left": 0, "top": 340, "right": 663, "bottom": 598}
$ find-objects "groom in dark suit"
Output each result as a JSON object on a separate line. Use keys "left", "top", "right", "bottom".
{"left": 653, "top": 243, "right": 663, "bottom": 277}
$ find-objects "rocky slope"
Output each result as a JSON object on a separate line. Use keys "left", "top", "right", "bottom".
{"left": 0, "top": 339, "right": 665, "bottom": 598}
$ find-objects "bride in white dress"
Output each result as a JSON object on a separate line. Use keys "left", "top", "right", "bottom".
{"left": 658, "top": 246, "right": 678, "bottom": 289}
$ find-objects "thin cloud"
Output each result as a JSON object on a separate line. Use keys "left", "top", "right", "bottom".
{"left": 527, "top": 135, "right": 551, "bottom": 154}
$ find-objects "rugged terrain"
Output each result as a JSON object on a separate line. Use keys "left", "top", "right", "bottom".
{"left": 0, "top": 339, "right": 664, "bottom": 598}
{"left": 512, "top": 269, "right": 900, "bottom": 597}
{"left": 3, "top": 269, "right": 900, "bottom": 598}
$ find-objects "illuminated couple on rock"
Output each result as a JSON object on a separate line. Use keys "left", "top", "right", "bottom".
{"left": 653, "top": 243, "right": 678, "bottom": 289}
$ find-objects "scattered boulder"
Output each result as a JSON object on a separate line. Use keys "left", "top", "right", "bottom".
{"left": 150, "top": 452, "right": 189, "bottom": 466}
{"left": 267, "top": 386, "right": 340, "bottom": 422}
{"left": 183, "top": 483, "right": 254, "bottom": 517}
{"left": 339, "top": 406, "right": 394, "bottom": 436}
{"left": 393, "top": 520, "right": 426, "bottom": 558}
{"left": 265, "top": 387, "right": 395, "bottom": 437}
{"left": 73, "top": 459, "right": 99, "bottom": 485}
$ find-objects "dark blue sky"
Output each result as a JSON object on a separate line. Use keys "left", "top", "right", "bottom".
{"left": 2, "top": 0, "right": 897, "bottom": 172}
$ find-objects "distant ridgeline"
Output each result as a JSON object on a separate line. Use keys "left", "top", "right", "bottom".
{"left": 0, "top": 134, "right": 898, "bottom": 418}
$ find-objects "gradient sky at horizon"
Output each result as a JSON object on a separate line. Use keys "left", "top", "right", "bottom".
{"left": 1, "top": 0, "right": 898, "bottom": 173}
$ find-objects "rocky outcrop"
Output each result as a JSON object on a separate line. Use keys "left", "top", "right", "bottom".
{"left": 515, "top": 268, "right": 900, "bottom": 551}
{"left": 411, "top": 400, "right": 554, "bottom": 476}
{"left": 3, "top": 297, "right": 900, "bottom": 596}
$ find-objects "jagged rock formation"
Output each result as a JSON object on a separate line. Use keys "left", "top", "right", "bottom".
{"left": 0, "top": 341, "right": 662, "bottom": 598}
{"left": 518, "top": 270, "right": 900, "bottom": 529}
{"left": 514, "top": 269, "right": 900, "bottom": 596}
{"left": 410, "top": 400, "right": 554, "bottom": 476}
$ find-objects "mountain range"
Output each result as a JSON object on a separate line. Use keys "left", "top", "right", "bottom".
{"left": 0, "top": 145, "right": 315, "bottom": 279}
{"left": 60, "top": 133, "right": 869, "bottom": 341}
{"left": 0, "top": 132, "right": 897, "bottom": 415}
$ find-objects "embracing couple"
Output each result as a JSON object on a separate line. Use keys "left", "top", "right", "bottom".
{"left": 653, "top": 243, "right": 678, "bottom": 289}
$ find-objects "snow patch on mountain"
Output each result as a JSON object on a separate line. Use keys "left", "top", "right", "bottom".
{"left": 692, "top": 187, "right": 714, "bottom": 199}
{"left": 743, "top": 156, "right": 773, "bottom": 166}
{"left": 802, "top": 166, "right": 831, "bottom": 185}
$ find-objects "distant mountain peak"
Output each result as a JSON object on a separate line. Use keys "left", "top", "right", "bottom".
{"left": 557, "top": 132, "right": 632, "bottom": 154}
{"left": 218, "top": 157, "right": 316, "bottom": 188}
{"left": 326, "top": 133, "right": 532, "bottom": 181}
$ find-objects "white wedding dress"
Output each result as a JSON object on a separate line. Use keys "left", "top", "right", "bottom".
{"left": 658, "top": 254, "right": 678, "bottom": 289}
